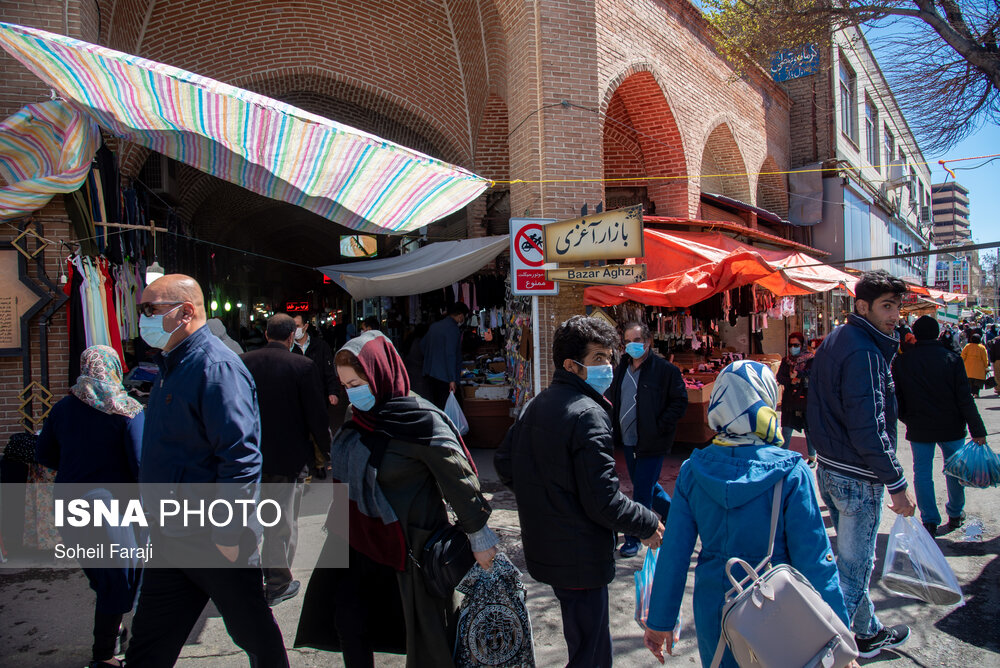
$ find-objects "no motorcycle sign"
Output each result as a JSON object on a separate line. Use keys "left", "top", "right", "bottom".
{"left": 510, "top": 218, "right": 559, "bottom": 295}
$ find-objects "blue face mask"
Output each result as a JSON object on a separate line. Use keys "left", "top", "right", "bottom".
{"left": 789, "top": 345, "right": 801, "bottom": 356}
{"left": 346, "top": 384, "right": 377, "bottom": 412}
{"left": 139, "top": 305, "right": 183, "bottom": 349}
{"left": 574, "top": 361, "right": 614, "bottom": 395}
{"left": 625, "top": 342, "right": 646, "bottom": 359}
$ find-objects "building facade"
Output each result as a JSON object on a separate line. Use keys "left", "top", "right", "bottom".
{"left": 931, "top": 182, "right": 972, "bottom": 246}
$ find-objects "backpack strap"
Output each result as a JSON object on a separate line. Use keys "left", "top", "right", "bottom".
{"left": 709, "top": 477, "right": 785, "bottom": 668}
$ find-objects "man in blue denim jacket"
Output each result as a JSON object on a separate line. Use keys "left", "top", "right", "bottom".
{"left": 125, "top": 274, "right": 288, "bottom": 667}
{"left": 807, "top": 269, "right": 917, "bottom": 659}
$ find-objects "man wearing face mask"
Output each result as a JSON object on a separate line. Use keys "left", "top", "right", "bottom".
{"left": 807, "top": 269, "right": 916, "bottom": 659}
{"left": 126, "top": 274, "right": 288, "bottom": 667}
{"left": 496, "top": 315, "right": 663, "bottom": 668}
{"left": 605, "top": 321, "right": 687, "bottom": 558}
{"left": 292, "top": 313, "right": 342, "bottom": 478}
{"left": 240, "top": 314, "right": 331, "bottom": 606}
{"left": 421, "top": 302, "right": 470, "bottom": 410}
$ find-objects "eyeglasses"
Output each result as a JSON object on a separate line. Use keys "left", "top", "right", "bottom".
{"left": 138, "top": 301, "right": 182, "bottom": 317}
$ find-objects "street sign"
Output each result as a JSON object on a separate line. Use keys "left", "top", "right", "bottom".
{"left": 546, "top": 263, "right": 647, "bottom": 286}
{"left": 510, "top": 218, "right": 559, "bottom": 295}
{"left": 542, "top": 205, "right": 643, "bottom": 263}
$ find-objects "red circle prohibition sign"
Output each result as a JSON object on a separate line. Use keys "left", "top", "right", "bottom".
{"left": 514, "top": 224, "right": 545, "bottom": 267}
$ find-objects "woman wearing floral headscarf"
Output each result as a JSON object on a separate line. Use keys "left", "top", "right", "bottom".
{"left": 295, "top": 331, "right": 498, "bottom": 667}
{"left": 642, "top": 360, "right": 852, "bottom": 667}
{"left": 36, "top": 345, "right": 144, "bottom": 668}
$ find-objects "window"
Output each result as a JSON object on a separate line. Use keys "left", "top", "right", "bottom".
{"left": 909, "top": 167, "right": 917, "bottom": 204}
{"left": 884, "top": 125, "right": 895, "bottom": 171}
{"left": 839, "top": 59, "right": 858, "bottom": 142}
{"left": 865, "top": 97, "right": 879, "bottom": 169}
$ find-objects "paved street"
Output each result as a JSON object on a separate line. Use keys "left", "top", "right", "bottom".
{"left": 2, "top": 395, "right": 1000, "bottom": 667}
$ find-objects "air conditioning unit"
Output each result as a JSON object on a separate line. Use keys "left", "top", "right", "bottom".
{"left": 139, "top": 153, "right": 179, "bottom": 202}
{"left": 881, "top": 160, "right": 907, "bottom": 192}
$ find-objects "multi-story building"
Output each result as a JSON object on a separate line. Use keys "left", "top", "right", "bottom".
{"left": 931, "top": 182, "right": 972, "bottom": 246}
{"left": 779, "top": 26, "right": 931, "bottom": 285}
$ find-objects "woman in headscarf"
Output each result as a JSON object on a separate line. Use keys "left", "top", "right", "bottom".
{"left": 775, "top": 331, "right": 817, "bottom": 467}
{"left": 642, "top": 360, "right": 853, "bottom": 667}
{"left": 35, "top": 345, "right": 144, "bottom": 668}
{"left": 295, "top": 331, "right": 498, "bottom": 667}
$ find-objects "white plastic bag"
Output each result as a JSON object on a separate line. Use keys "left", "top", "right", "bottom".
{"left": 881, "top": 515, "right": 963, "bottom": 606}
{"left": 445, "top": 390, "right": 470, "bottom": 436}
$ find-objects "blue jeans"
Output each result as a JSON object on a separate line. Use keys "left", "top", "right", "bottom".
{"left": 910, "top": 439, "right": 966, "bottom": 526}
{"left": 623, "top": 445, "right": 671, "bottom": 545}
{"left": 780, "top": 426, "right": 816, "bottom": 458}
{"left": 816, "top": 466, "right": 883, "bottom": 639}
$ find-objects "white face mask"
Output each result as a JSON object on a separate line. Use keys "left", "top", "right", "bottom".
{"left": 295, "top": 326, "right": 305, "bottom": 340}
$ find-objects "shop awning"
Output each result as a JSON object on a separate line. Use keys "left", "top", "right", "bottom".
{"left": 0, "top": 22, "right": 489, "bottom": 233}
{"left": 585, "top": 228, "right": 853, "bottom": 307}
{"left": 317, "top": 235, "right": 509, "bottom": 299}
{"left": 0, "top": 99, "right": 99, "bottom": 220}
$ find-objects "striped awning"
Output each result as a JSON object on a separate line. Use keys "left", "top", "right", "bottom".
{"left": 0, "top": 22, "right": 490, "bottom": 233}
{"left": 0, "top": 99, "right": 100, "bottom": 220}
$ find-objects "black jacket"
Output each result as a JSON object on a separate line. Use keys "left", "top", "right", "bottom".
{"left": 241, "top": 342, "right": 332, "bottom": 477}
{"left": 892, "top": 340, "right": 987, "bottom": 443}
{"left": 495, "top": 369, "right": 659, "bottom": 589}
{"left": 988, "top": 337, "right": 1000, "bottom": 363}
{"left": 605, "top": 353, "right": 688, "bottom": 456}
{"left": 293, "top": 334, "right": 342, "bottom": 399}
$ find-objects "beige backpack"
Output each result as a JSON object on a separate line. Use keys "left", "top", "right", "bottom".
{"left": 709, "top": 479, "right": 858, "bottom": 668}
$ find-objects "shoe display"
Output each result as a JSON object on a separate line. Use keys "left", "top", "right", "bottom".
{"left": 855, "top": 624, "right": 910, "bottom": 658}
{"left": 923, "top": 522, "right": 937, "bottom": 537}
{"left": 266, "top": 580, "right": 301, "bottom": 606}
{"left": 619, "top": 540, "right": 639, "bottom": 558}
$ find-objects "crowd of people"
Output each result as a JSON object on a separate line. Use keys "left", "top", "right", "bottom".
{"left": 34, "top": 268, "right": 989, "bottom": 667}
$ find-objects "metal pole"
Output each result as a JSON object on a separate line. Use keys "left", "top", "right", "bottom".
{"left": 531, "top": 296, "right": 541, "bottom": 396}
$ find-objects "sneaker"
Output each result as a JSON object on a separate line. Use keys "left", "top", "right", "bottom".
{"left": 266, "top": 580, "right": 300, "bottom": 606}
{"left": 619, "top": 540, "right": 640, "bottom": 558}
{"left": 947, "top": 512, "right": 966, "bottom": 530}
{"left": 855, "top": 624, "right": 910, "bottom": 658}
{"left": 923, "top": 522, "right": 937, "bottom": 537}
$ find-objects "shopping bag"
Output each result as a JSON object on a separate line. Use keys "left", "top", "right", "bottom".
{"left": 943, "top": 440, "right": 1000, "bottom": 488}
{"left": 445, "top": 390, "right": 470, "bottom": 436}
{"left": 881, "top": 515, "right": 963, "bottom": 606}
{"left": 634, "top": 546, "right": 658, "bottom": 630}
{"left": 454, "top": 552, "right": 535, "bottom": 667}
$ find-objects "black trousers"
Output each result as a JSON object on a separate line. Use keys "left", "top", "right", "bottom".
{"left": 424, "top": 375, "right": 452, "bottom": 410}
{"left": 125, "top": 567, "right": 288, "bottom": 667}
{"left": 552, "top": 585, "right": 612, "bottom": 668}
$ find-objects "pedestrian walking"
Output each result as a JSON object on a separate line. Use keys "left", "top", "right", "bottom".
{"left": 892, "top": 315, "right": 987, "bottom": 537}
{"left": 240, "top": 313, "right": 331, "bottom": 605}
{"left": 124, "top": 274, "right": 288, "bottom": 668}
{"left": 292, "top": 313, "right": 343, "bottom": 477}
{"left": 643, "top": 361, "right": 853, "bottom": 668}
{"left": 35, "top": 345, "right": 143, "bottom": 668}
{"left": 421, "top": 303, "right": 469, "bottom": 409}
{"left": 295, "top": 330, "right": 498, "bottom": 667}
{"left": 988, "top": 333, "right": 1000, "bottom": 395}
{"left": 605, "top": 320, "right": 687, "bottom": 558}
{"left": 775, "top": 331, "right": 817, "bottom": 467}
{"left": 806, "top": 269, "right": 916, "bottom": 659}
{"left": 496, "top": 315, "right": 663, "bottom": 668}
{"left": 961, "top": 333, "right": 990, "bottom": 397}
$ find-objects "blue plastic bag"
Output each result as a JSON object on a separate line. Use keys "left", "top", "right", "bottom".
{"left": 445, "top": 390, "right": 470, "bottom": 436}
{"left": 944, "top": 440, "right": 1000, "bottom": 488}
{"left": 634, "top": 547, "right": 682, "bottom": 637}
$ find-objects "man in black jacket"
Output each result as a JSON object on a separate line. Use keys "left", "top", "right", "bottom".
{"left": 292, "top": 314, "right": 343, "bottom": 476}
{"left": 605, "top": 320, "right": 687, "bottom": 557}
{"left": 892, "top": 315, "right": 987, "bottom": 537}
{"left": 496, "top": 315, "right": 663, "bottom": 668}
{"left": 241, "top": 314, "right": 332, "bottom": 605}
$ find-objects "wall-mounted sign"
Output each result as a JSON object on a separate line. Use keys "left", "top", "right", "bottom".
{"left": 509, "top": 218, "right": 559, "bottom": 295}
{"left": 340, "top": 235, "right": 378, "bottom": 258}
{"left": 770, "top": 44, "right": 819, "bottom": 82}
{"left": 0, "top": 248, "right": 46, "bottom": 355}
{"left": 542, "top": 205, "right": 643, "bottom": 263}
{"left": 285, "top": 301, "right": 310, "bottom": 312}
{"left": 546, "top": 263, "right": 647, "bottom": 286}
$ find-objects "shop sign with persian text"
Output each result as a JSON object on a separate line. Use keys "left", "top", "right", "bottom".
{"left": 545, "top": 263, "right": 647, "bottom": 286}
{"left": 542, "top": 205, "right": 643, "bottom": 263}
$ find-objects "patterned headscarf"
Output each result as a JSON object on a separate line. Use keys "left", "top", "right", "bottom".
{"left": 707, "top": 360, "right": 783, "bottom": 447}
{"left": 71, "top": 345, "right": 143, "bottom": 419}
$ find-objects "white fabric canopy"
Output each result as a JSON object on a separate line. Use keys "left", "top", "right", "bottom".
{"left": 318, "top": 235, "right": 509, "bottom": 299}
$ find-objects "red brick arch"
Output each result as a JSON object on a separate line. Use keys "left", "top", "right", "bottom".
{"left": 601, "top": 66, "right": 689, "bottom": 217}
{"left": 755, "top": 156, "right": 789, "bottom": 219}
{"left": 697, "top": 119, "right": 751, "bottom": 203}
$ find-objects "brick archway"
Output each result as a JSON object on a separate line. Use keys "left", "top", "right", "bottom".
{"left": 602, "top": 68, "right": 689, "bottom": 216}
{"left": 698, "top": 120, "right": 751, "bottom": 203}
